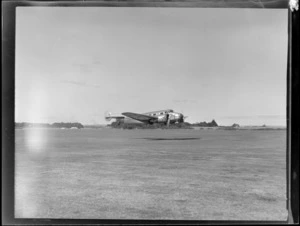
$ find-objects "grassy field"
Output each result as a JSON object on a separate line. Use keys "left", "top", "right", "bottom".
{"left": 15, "top": 128, "right": 287, "bottom": 220}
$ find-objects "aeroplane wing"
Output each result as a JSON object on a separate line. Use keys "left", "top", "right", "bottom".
{"left": 122, "top": 112, "right": 157, "bottom": 123}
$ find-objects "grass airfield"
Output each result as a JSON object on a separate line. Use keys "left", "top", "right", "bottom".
{"left": 15, "top": 128, "right": 287, "bottom": 220}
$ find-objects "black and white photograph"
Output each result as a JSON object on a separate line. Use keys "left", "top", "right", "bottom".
{"left": 14, "top": 5, "right": 288, "bottom": 221}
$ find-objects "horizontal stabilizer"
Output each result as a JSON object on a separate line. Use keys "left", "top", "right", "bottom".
{"left": 105, "top": 111, "right": 125, "bottom": 121}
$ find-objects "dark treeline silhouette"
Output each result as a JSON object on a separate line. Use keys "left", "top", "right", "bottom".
{"left": 191, "top": 119, "right": 218, "bottom": 127}
{"left": 109, "top": 121, "right": 193, "bottom": 129}
{"left": 52, "top": 122, "right": 84, "bottom": 129}
{"left": 109, "top": 119, "right": 220, "bottom": 129}
{"left": 15, "top": 122, "right": 51, "bottom": 128}
{"left": 83, "top": 124, "right": 106, "bottom": 129}
{"left": 15, "top": 122, "right": 84, "bottom": 129}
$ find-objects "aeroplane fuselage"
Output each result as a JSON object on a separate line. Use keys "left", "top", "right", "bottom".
{"left": 105, "top": 109, "right": 185, "bottom": 126}
{"left": 142, "top": 109, "right": 184, "bottom": 124}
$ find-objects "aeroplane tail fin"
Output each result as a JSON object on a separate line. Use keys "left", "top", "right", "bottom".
{"left": 104, "top": 111, "right": 125, "bottom": 122}
{"left": 105, "top": 111, "right": 112, "bottom": 121}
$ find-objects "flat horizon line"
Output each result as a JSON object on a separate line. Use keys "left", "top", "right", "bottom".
{"left": 15, "top": 121, "right": 286, "bottom": 128}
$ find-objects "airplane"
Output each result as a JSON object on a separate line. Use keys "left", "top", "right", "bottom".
{"left": 105, "top": 109, "right": 186, "bottom": 126}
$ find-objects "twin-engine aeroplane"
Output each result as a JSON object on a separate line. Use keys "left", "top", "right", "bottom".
{"left": 105, "top": 109, "right": 186, "bottom": 126}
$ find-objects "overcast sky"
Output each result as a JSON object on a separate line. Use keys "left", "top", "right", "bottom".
{"left": 16, "top": 7, "right": 287, "bottom": 126}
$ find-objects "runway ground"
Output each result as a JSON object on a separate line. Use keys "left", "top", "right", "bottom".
{"left": 15, "top": 128, "right": 287, "bottom": 220}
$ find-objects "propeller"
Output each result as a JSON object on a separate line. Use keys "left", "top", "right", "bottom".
{"left": 165, "top": 112, "right": 187, "bottom": 126}
{"left": 179, "top": 109, "right": 186, "bottom": 123}
{"left": 166, "top": 113, "right": 177, "bottom": 126}
{"left": 167, "top": 114, "right": 171, "bottom": 127}
{"left": 178, "top": 114, "right": 184, "bottom": 123}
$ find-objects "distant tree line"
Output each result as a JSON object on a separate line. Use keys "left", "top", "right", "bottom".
{"left": 83, "top": 124, "right": 105, "bottom": 129}
{"left": 191, "top": 120, "right": 218, "bottom": 127}
{"left": 109, "top": 121, "right": 193, "bottom": 129}
{"left": 15, "top": 122, "right": 84, "bottom": 129}
{"left": 52, "top": 122, "right": 84, "bottom": 129}
{"left": 108, "top": 119, "right": 220, "bottom": 129}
